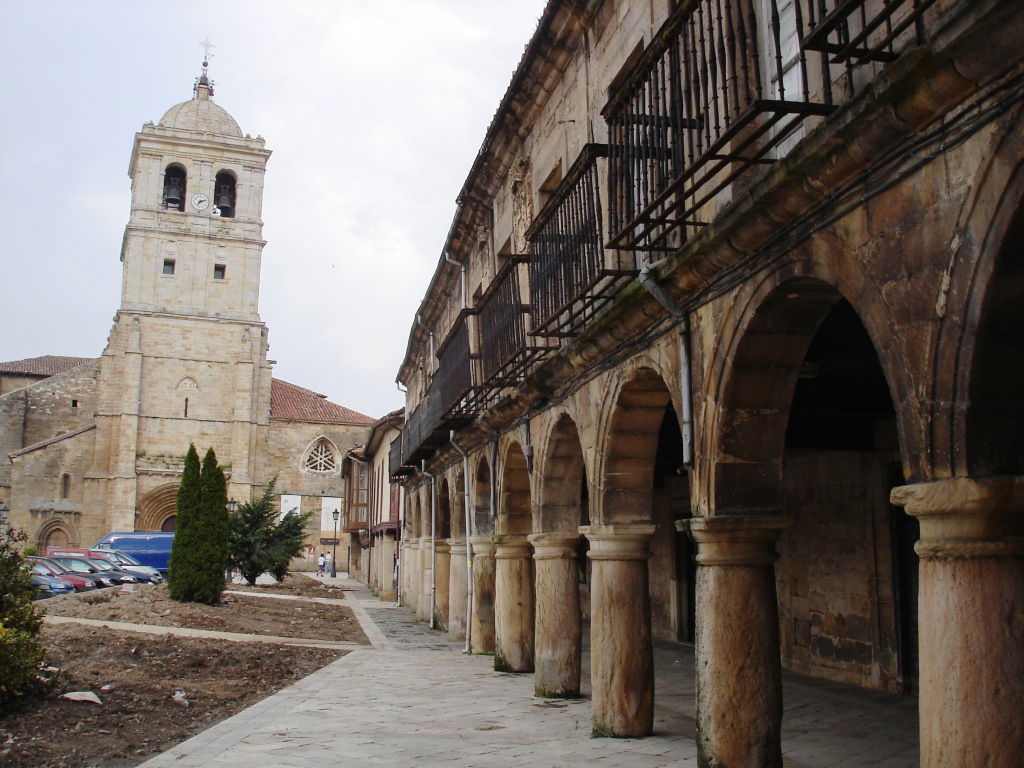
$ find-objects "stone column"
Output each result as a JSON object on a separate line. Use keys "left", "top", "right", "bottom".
{"left": 417, "top": 537, "right": 433, "bottom": 622}
{"left": 582, "top": 524, "right": 656, "bottom": 737}
{"left": 435, "top": 539, "right": 451, "bottom": 627}
{"left": 688, "top": 516, "right": 791, "bottom": 768}
{"left": 529, "top": 532, "right": 581, "bottom": 698}
{"left": 891, "top": 477, "right": 1024, "bottom": 768}
{"left": 402, "top": 540, "right": 418, "bottom": 611}
{"left": 470, "top": 536, "right": 496, "bottom": 654}
{"left": 379, "top": 533, "right": 397, "bottom": 601}
{"left": 448, "top": 540, "right": 468, "bottom": 640}
{"left": 493, "top": 534, "right": 534, "bottom": 672}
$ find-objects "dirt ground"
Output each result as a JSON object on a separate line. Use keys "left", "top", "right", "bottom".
{"left": 0, "top": 576, "right": 367, "bottom": 768}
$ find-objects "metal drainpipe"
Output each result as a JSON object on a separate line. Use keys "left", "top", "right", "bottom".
{"left": 421, "top": 461, "right": 437, "bottom": 629}
{"left": 450, "top": 431, "right": 474, "bottom": 653}
{"left": 638, "top": 258, "right": 694, "bottom": 467}
{"left": 444, "top": 251, "right": 467, "bottom": 309}
{"left": 395, "top": 484, "right": 404, "bottom": 607}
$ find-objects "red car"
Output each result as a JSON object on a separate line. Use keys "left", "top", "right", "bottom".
{"left": 28, "top": 556, "right": 102, "bottom": 591}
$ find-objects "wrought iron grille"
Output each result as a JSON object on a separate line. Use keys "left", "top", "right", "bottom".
{"left": 605, "top": 0, "right": 835, "bottom": 252}
{"left": 401, "top": 384, "right": 444, "bottom": 466}
{"left": 435, "top": 311, "right": 475, "bottom": 420}
{"left": 528, "top": 143, "right": 637, "bottom": 338}
{"left": 800, "top": 0, "right": 934, "bottom": 69}
{"left": 476, "top": 256, "right": 550, "bottom": 392}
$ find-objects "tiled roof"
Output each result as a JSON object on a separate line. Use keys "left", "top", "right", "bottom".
{"left": 0, "top": 355, "right": 95, "bottom": 377}
{"left": 270, "top": 378, "right": 375, "bottom": 425}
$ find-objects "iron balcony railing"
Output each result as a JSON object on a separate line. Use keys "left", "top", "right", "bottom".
{"left": 527, "top": 143, "right": 637, "bottom": 338}
{"left": 435, "top": 310, "right": 475, "bottom": 422}
{"left": 605, "top": 0, "right": 836, "bottom": 252}
{"left": 401, "top": 382, "right": 446, "bottom": 466}
{"left": 800, "top": 0, "right": 935, "bottom": 89}
{"left": 476, "top": 255, "right": 550, "bottom": 393}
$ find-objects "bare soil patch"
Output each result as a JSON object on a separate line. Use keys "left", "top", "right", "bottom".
{"left": 0, "top": 581, "right": 368, "bottom": 767}
{"left": 44, "top": 583, "right": 368, "bottom": 643}
{"left": 228, "top": 572, "right": 351, "bottom": 599}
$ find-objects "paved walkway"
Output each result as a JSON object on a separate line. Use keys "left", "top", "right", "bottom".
{"left": 136, "top": 576, "right": 918, "bottom": 768}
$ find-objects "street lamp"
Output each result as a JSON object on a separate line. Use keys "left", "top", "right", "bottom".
{"left": 227, "top": 498, "right": 238, "bottom": 514}
{"left": 225, "top": 499, "right": 237, "bottom": 583}
{"left": 0, "top": 501, "right": 9, "bottom": 537}
{"left": 331, "top": 508, "right": 340, "bottom": 578}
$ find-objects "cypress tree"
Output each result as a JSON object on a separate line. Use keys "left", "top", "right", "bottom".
{"left": 167, "top": 445, "right": 229, "bottom": 604}
{"left": 167, "top": 444, "right": 201, "bottom": 601}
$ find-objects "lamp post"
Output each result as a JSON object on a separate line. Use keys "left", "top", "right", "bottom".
{"left": 331, "top": 508, "right": 339, "bottom": 578}
{"left": 0, "top": 501, "right": 9, "bottom": 538}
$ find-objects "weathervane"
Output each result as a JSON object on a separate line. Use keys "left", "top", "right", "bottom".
{"left": 194, "top": 37, "right": 216, "bottom": 95}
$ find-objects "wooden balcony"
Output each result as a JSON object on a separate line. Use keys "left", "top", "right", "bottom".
{"left": 527, "top": 143, "right": 637, "bottom": 339}
{"left": 401, "top": 382, "right": 446, "bottom": 466}
{"left": 389, "top": 435, "right": 413, "bottom": 480}
{"left": 435, "top": 310, "right": 476, "bottom": 422}
{"left": 604, "top": 0, "right": 835, "bottom": 252}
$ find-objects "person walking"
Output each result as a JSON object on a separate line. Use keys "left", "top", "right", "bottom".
{"left": 317, "top": 552, "right": 326, "bottom": 576}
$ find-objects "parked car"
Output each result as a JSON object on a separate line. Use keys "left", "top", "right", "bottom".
{"left": 47, "top": 547, "right": 165, "bottom": 584}
{"left": 47, "top": 555, "right": 126, "bottom": 587}
{"left": 30, "top": 572, "right": 76, "bottom": 599}
{"left": 93, "top": 532, "right": 174, "bottom": 573}
{"left": 27, "top": 557, "right": 99, "bottom": 592}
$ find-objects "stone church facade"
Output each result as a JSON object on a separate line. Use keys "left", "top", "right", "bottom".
{"left": 392, "top": 1, "right": 1024, "bottom": 765}
{"left": 0, "top": 71, "right": 373, "bottom": 550}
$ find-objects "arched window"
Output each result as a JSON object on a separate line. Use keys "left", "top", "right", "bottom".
{"left": 305, "top": 439, "right": 337, "bottom": 473}
{"left": 214, "top": 170, "right": 236, "bottom": 218}
{"left": 60, "top": 473, "right": 71, "bottom": 499}
{"left": 163, "top": 164, "right": 186, "bottom": 211}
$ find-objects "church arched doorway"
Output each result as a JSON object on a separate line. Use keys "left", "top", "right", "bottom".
{"left": 136, "top": 483, "right": 180, "bottom": 532}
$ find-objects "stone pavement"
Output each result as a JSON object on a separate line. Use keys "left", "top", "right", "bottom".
{"left": 137, "top": 576, "right": 918, "bottom": 768}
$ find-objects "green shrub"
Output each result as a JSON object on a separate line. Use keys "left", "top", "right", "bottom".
{"left": 0, "top": 526, "right": 56, "bottom": 714}
{"left": 228, "top": 480, "right": 314, "bottom": 585}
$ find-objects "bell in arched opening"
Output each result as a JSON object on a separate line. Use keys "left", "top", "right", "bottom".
{"left": 214, "top": 171, "right": 236, "bottom": 217}
{"left": 163, "top": 165, "right": 186, "bottom": 211}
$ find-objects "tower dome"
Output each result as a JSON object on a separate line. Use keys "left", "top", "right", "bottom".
{"left": 158, "top": 78, "right": 242, "bottom": 137}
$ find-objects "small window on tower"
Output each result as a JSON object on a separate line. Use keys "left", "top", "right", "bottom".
{"left": 163, "top": 259, "right": 176, "bottom": 275}
{"left": 71, "top": 399, "right": 78, "bottom": 408}
{"left": 213, "top": 264, "right": 226, "bottom": 280}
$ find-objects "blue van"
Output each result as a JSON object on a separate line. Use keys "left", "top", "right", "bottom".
{"left": 93, "top": 532, "right": 175, "bottom": 573}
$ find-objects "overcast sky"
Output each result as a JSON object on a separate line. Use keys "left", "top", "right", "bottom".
{"left": 0, "top": 0, "right": 547, "bottom": 420}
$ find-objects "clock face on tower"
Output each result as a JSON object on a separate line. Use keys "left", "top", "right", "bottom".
{"left": 190, "top": 193, "right": 210, "bottom": 211}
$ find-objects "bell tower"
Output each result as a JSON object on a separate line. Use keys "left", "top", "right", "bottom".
{"left": 86, "top": 51, "right": 275, "bottom": 533}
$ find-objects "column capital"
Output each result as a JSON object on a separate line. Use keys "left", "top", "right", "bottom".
{"left": 448, "top": 541, "right": 467, "bottom": 556}
{"left": 891, "top": 476, "right": 1024, "bottom": 559}
{"left": 580, "top": 524, "right": 656, "bottom": 561}
{"left": 493, "top": 533, "right": 532, "bottom": 559}
{"left": 435, "top": 539, "right": 451, "bottom": 554}
{"left": 528, "top": 532, "right": 580, "bottom": 560}
{"left": 470, "top": 536, "right": 496, "bottom": 555}
{"left": 688, "top": 515, "right": 791, "bottom": 566}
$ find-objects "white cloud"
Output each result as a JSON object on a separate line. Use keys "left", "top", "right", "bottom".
{"left": 0, "top": 0, "right": 546, "bottom": 418}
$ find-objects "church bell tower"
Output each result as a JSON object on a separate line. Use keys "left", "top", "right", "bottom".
{"left": 86, "top": 53, "right": 274, "bottom": 533}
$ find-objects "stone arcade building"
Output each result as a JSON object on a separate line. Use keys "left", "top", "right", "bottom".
{"left": 392, "top": 1, "right": 1024, "bottom": 765}
{"left": 0, "top": 69, "right": 373, "bottom": 549}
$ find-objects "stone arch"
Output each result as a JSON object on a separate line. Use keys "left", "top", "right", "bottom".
{"left": 438, "top": 477, "right": 452, "bottom": 539}
{"left": 474, "top": 454, "right": 493, "bottom": 535}
{"left": 451, "top": 467, "right": 465, "bottom": 538}
{"left": 705, "top": 262, "right": 909, "bottom": 514}
{"left": 537, "top": 412, "right": 589, "bottom": 533}
{"left": 136, "top": 483, "right": 180, "bottom": 532}
{"left": 36, "top": 517, "right": 77, "bottom": 549}
{"left": 949, "top": 131, "right": 1024, "bottom": 477}
{"left": 497, "top": 441, "right": 531, "bottom": 535}
{"left": 599, "top": 368, "right": 676, "bottom": 524}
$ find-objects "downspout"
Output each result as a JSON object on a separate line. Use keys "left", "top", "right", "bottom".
{"left": 396, "top": 484, "right": 405, "bottom": 607}
{"left": 478, "top": 414, "right": 499, "bottom": 524}
{"left": 444, "top": 251, "right": 467, "bottom": 310}
{"left": 451, "top": 430, "right": 473, "bottom": 653}
{"left": 638, "top": 258, "right": 694, "bottom": 467}
{"left": 421, "top": 460, "right": 437, "bottom": 629}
